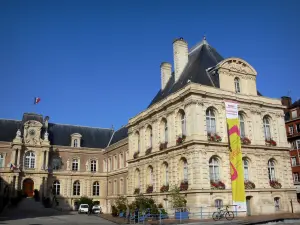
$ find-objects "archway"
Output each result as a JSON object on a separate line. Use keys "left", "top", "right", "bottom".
{"left": 246, "top": 196, "right": 253, "bottom": 216}
{"left": 23, "top": 178, "right": 34, "bottom": 197}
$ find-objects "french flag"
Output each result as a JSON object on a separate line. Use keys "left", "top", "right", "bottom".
{"left": 10, "top": 163, "right": 16, "bottom": 170}
{"left": 34, "top": 97, "right": 41, "bottom": 104}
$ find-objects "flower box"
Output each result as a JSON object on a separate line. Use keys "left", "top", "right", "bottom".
{"left": 145, "top": 147, "right": 152, "bottom": 155}
{"left": 269, "top": 180, "right": 282, "bottom": 189}
{"left": 134, "top": 188, "right": 140, "bottom": 194}
{"left": 210, "top": 180, "right": 225, "bottom": 190}
{"left": 159, "top": 142, "right": 168, "bottom": 150}
{"left": 241, "top": 137, "right": 251, "bottom": 145}
{"left": 244, "top": 180, "right": 255, "bottom": 189}
{"left": 160, "top": 184, "right": 169, "bottom": 193}
{"left": 146, "top": 185, "right": 153, "bottom": 193}
{"left": 133, "top": 152, "right": 139, "bottom": 159}
{"left": 179, "top": 181, "right": 188, "bottom": 191}
{"left": 175, "top": 211, "right": 189, "bottom": 219}
{"left": 207, "top": 133, "right": 222, "bottom": 142}
{"left": 176, "top": 135, "right": 186, "bottom": 145}
{"left": 265, "top": 139, "right": 277, "bottom": 146}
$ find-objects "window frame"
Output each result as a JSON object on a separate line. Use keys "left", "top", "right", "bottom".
{"left": 206, "top": 108, "right": 216, "bottom": 134}
{"left": 53, "top": 180, "right": 60, "bottom": 195}
{"left": 72, "top": 159, "right": 79, "bottom": 171}
{"left": 263, "top": 116, "right": 271, "bottom": 140}
{"left": 73, "top": 181, "right": 80, "bottom": 196}
{"left": 93, "top": 181, "right": 100, "bottom": 196}
{"left": 90, "top": 160, "right": 97, "bottom": 172}
{"left": 234, "top": 77, "right": 241, "bottom": 93}
{"left": 209, "top": 157, "right": 220, "bottom": 182}
{"left": 24, "top": 151, "right": 35, "bottom": 169}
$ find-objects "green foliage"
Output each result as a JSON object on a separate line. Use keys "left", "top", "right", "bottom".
{"left": 169, "top": 186, "right": 187, "bottom": 208}
{"left": 78, "top": 196, "right": 93, "bottom": 206}
{"left": 111, "top": 205, "right": 118, "bottom": 217}
{"left": 115, "top": 196, "right": 127, "bottom": 213}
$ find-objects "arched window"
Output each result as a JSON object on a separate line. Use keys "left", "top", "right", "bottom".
{"left": 24, "top": 151, "right": 35, "bottom": 169}
{"left": 73, "top": 139, "right": 78, "bottom": 147}
{"left": 120, "top": 153, "right": 124, "bottom": 168}
{"left": 136, "top": 132, "right": 140, "bottom": 152}
{"left": 268, "top": 159, "right": 276, "bottom": 181}
{"left": 215, "top": 199, "right": 223, "bottom": 208}
{"left": 90, "top": 160, "right": 97, "bottom": 172}
{"left": 179, "top": 111, "right": 186, "bottom": 136}
{"left": 72, "top": 159, "right": 79, "bottom": 171}
{"left": 73, "top": 181, "right": 80, "bottom": 195}
{"left": 206, "top": 108, "right": 216, "bottom": 134}
{"left": 135, "top": 169, "right": 140, "bottom": 188}
{"left": 0, "top": 154, "right": 4, "bottom": 168}
{"left": 114, "top": 180, "right": 117, "bottom": 195}
{"left": 239, "top": 113, "right": 245, "bottom": 138}
{"left": 147, "top": 126, "right": 153, "bottom": 148}
{"left": 180, "top": 158, "right": 188, "bottom": 182}
{"left": 53, "top": 180, "right": 60, "bottom": 195}
{"left": 263, "top": 116, "right": 271, "bottom": 140}
{"left": 163, "top": 162, "right": 169, "bottom": 185}
{"left": 164, "top": 120, "right": 168, "bottom": 143}
{"left": 243, "top": 158, "right": 249, "bottom": 181}
{"left": 274, "top": 197, "right": 280, "bottom": 211}
{"left": 209, "top": 157, "right": 219, "bottom": 181}
{"left": 93, "top": 181, "right": 100, "bottom": 196}
{"left": 148, "top": 166, "right": 153, "bottom": 185}
{"left": 234, "top": 77, "right": 241, "bottom": 93}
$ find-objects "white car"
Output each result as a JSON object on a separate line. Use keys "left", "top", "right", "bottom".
{"left": 92, "top": 205, "right": 101, "bottom": 214}
{"left": 78, "top": 204, "right": 89, "bottom": 214}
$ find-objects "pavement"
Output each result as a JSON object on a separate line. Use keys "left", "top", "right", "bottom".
{"left": 0, "top": 198, "right": 116, "bottom": 225}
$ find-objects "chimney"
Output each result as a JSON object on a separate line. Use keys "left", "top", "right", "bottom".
{"left": 161, "top": 62, "right": 172, "bottom": 90}
{"left": 173, "top": 37, "right": 188, "bottom": 82}
{"left": 281, "top": 96, "right": 292, "bottom": 107}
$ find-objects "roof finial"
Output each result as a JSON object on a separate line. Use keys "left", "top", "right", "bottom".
{"left": 203, "top": 35, "right": 206, "bottom": 40}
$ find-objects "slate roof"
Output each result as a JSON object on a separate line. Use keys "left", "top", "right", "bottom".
{"left": 148, "top": 38, "right": 262, "bottom": 107}
{"left": 109, "top": 126, "right": 128, "bottom": 146}
{"left": 290, "top": 99, "right": 300, "bottom": 109}
{"left": 0, "top": 114, "right": 114, "bottom": 149}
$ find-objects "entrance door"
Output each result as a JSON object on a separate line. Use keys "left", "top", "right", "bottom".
{"left": 23, "top": 179, "right": 34, "bottom": 197}
{"left": 246, "top": 196, "right": 252, "bottom": 216}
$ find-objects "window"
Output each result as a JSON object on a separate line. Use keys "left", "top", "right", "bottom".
{"left": 53, "top": 181, "right": 60, "bottom": 195}
{"left": 137, "top": 132, "right": 140, "bottom": 152}
{"left": 215, "top": 199, "right": 223, "bottom": 208}
{"left": 293, "top": 173, "right": 299, "bottom": 182}
{"left": 73, "top": 139, "right": 78, "bottom": 147}
{"left": 52, "top": 157, "right": 61, "bottom": 170}
{"left": 0, "top": 154, "right": 3, "bottom": 168}
{"left": 239, "top": 113, "right": 245, "bottom": 138}
{"left": 284, "top": 112, "right": 290, "bottom": 121}
{"left": 135, "top": 169, "right": 140, "bottom": 188}
{"left": 296, "top": 124, "right": 300, "bottom": 133}
{"left": 206, "top": 108, "right": 216, "bottom": 134}
{"left": 180, "top": 111, "right": 186, "bottom": 136}
{"left": 148, "top": 166, "right": 153, "bottom": 185}
{"left": 24, "top": 151, "right": 35, "bottom": 169}
{"left": 183, "top": 160, "right": 188, "bottom": 182}
{"left": 234, "top": 78, "right": 241, "bottom": 93}
{"left": 109, "top": 157, "right": 112, "bottom": 171}
{"left": 114, "top": 180, "right": 117, "bottom": 195}
{"left": 93, "top": 181, "right": 100, "bottom": 196}
{"left": 291, "top": 157, "right": 297, "bottom": 166}
{"left": 72, "top": 159, "right": 79, "bottom": 171}
{"left": 274, "top": 197, "right": 280, "bottom": 211}
{"left": 164, "top": 163, "right": 169, "bottom": 185}
{"left": 292, "top": 110, "right": 297, "bottom": 119}
{"left": 147, "top": 126, "right": 153, "bottom": 148}
{"left": 268, "top": 159, "right": 276, "bottom": 181}
{"left": 91, "top": 160, "right": 96, "bottom": 172}
{"left": 296, "top": 140, "right": 300, "bottom": 149}
{"left": 164, "top": 120, "right": 168, "bottom": 143}
{"left": 289, "top": 126, "right": 294, "bottom": 135}
{"left": 263, "top": 116, "right": 271, "bottom": 140}
{"left": 119, "top": 154, "right": 124, "bottom": 168}
{"left": 73, "top": 181, "right": 80, "bottom": 195}
{"left": 209, "top": 157, "right": 219, "bottom": 181}
{"left": 243, "top": 159, "right": 249, "bottom": 180}
{"left": 114, "top": 155, "right": 117, "bottom": 170}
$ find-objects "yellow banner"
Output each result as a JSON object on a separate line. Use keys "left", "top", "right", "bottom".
{"left": 225, "top": 101, "right": 246, "bottom": 211}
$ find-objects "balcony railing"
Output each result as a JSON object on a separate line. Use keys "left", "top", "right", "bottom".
{"left": 287, "top": 131, "right": 300, "bottom": 138}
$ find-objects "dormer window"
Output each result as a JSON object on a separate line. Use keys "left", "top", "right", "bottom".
{"left": 70, "top": 133, "right": 82, "bottom": 148}
{"left": 234, "top": 77, "right": 241, "bottom": 93}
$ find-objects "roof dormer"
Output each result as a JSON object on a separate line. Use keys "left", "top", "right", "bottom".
{"left": 71, "top": 133, "right": 82, "bottom": 148}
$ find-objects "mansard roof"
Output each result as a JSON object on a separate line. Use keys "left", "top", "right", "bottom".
{"left": 0, "top": 113, "right": 114, "bottom": 149}
{"left": 109, "top": 126, "right": 128, "bottom": 146}
{"left": 148, "top": 38, "right": 262, "bottom": 108}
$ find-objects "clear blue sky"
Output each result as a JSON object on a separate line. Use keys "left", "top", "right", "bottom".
{"left": 0, "top": 0, "right": 299, "bottom": 130}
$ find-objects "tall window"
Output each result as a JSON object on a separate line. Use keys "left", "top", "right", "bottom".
{"left": 114, "top": 180, "right": 117, "bottom": 195}
{"left": 72, "top": 159, "right": 79, "bottom": 171}
{"left": 148, "top": 166, "right": 153, "bottom": 184}
{"left": 114, "top": 155, "right": 117, "bottom": 170}
{"left": 239, "top": 113, "right": 245, "bottom": 138}
{"left": 0, "top": 154, "right": 3, "bottom": 168}
{"left": 293, "top": 173, "right": 299, "bottom": 182}
{"left": 234, "top": 77, "right": 240, "bottom": 93}
{"left": 135, "top": 169, "right": 140, "bottom": 188}
{"left": 73, "top": 139, "right": 78, "bottom": 147}
{"left": 73, "top": 181, "right": 80, "bottom": 195}
{"left": 91, "top": 160, "right": 97, "bottom": 172}
{"left": 120, "top": 154, "right": 124, "bottom": 168}
{"left": 182, "top": 159, "right": 188, "bottom": 182}
{"left": 53, "top": 180, "right": 60, "bottom": 195}
{"left": 136, "top": 132, "right": 140, "bottom": 152}
{"left": 52, "top": 157, "right": 61, "bottom": 170}
{"left": 180, "top": 111, "right": 186, "bottom": 136}
{"left": 206, "top": 108, "right": 216, "bottom": 134}
{"left": 164, "top": 120, "right": 168, "bottom": 143}
{"left": 215, "top": 199, "right": 223, "bottom": 208}
{"left": 209, "top": 157, "right": 219, "bottom": 181}
{"left": 243, "top": 158, "right": 249, "bottom": 180}
{"left": 291, "top": 157, "right": 297, "bottom": 166}
{"left": 109, "top": 157, "right": 112, "bottom": 171}
{"left": 268, "top": 159, "right": 276, "bottom": 181}
{"left": 24, "top": 151, "right": 35, "bottom": 169}
{"left": 147, "top": 126, "right": 153, "bottom": 148}
{"left": 263, "top": 116, "right": 271, "bottom": 140}
{"left": 93, "top": 181, "right": 100, "bottom": 196}
{"left": 296, "top": 140, "right": 300, "bottom": 149}
{"left": 289, "top": 126, "right": 294, "bottom": 135}
{"left": 165, "top": 163, "right": 169, "bottom": 185}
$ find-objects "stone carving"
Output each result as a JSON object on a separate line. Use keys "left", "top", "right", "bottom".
{"left": 221, "top": 59, "right": 254, "bottom": 75}
{"left": 44, "top": 131, "right": 49, "bottom": 141}
{"left": 16, "top": 129, "right": 21, "bottom": 138}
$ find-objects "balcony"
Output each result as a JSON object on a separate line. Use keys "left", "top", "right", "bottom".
{"left": 287, "top": 131, "right": 300, "bottom": 138}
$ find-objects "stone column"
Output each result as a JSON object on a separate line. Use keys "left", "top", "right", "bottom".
{"left": 11, "top": 150, "right": 16, "bottom": 165}
{"left": 45, "top": 151, "right": 49, "bottom": 169}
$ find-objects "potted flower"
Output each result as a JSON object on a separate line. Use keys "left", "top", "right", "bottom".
{"left": 210, "top": 180, "right": 225, "bottom": 190}
{"left": 160, "top": 184, "right": 169, "bottom": 193}
{"left": 159, "top": 142, "right": 168, "bottom": 150}
{"left": 265, "top": 138, "right": 277, "bottom": 146}
{"left": 241, "top": 137, "right": 251, "bottom": 145}
{"left": 146, "top": 185, "right": 153, "bottom": 193}
{"left": 179, "top": 181, "right": 188, "bottom": 191}
{"left": 145, "top": 147, "right": 152, "bottom": 155}
{"left": 133, "top": 152, "right": 139, "bottom": 159}
{"left": 269, "top": 180, "right": 282, "bottom": 189}
{"left": 133, "top": 188, "right": 140, "bottom": 194}
{"left": 176, "top": 135, "right": 186, "bottom": 145}
{"left": 207, "top": 133, "right": 222, "bottom": 142}
{"left": 244, "top": 180, "right": 255, "bottom": 189}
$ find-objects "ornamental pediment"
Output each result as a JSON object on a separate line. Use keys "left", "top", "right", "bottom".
{"left": 218, "top": 58, "right": 257, "bottom": 76}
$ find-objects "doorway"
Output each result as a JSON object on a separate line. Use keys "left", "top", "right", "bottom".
{"left": 246, "top": 196, "right": 252, "bottom": 216}
{"left": 23, "top": 178, "right": 34, "bottom": 197}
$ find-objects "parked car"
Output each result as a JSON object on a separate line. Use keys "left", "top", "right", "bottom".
{"left": 78, "top": 204, "right": 89, "bottom": 214}
{"left": 92, "top": 205, "right": 102, "bottom": 214}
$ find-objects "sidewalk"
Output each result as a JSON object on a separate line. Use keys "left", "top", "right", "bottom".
{"left": 100, "top": 213, "right": 300, "bottom": 225}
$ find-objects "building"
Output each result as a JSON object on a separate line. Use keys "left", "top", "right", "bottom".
{"left": 282, "top": 96, "right": 300, "bottom": 197}
{"left": 0, "top": 36, "right": 298, "bottom": 216}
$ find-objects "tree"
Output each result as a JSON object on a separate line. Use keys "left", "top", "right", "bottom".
{"left": 169, "top": 186, "right": 187, "bottom": 208}
{"left": 115, "top": 196, "right": 127, "bottom": 213}
{"left": 78, "top": 196, "right": 93, "bottom": 206}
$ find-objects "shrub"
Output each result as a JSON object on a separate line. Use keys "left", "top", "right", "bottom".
{"left": 115, "top": 196, "right": 127, "bottom": 213}
{"left": 111, "top": 205, "right": 118, "bottom": 217}
{"left": 169, "top": 186, "right": 187, "bottom": 209}
{"left": 78, "top": 196, "right": 93, "bottom": 206}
